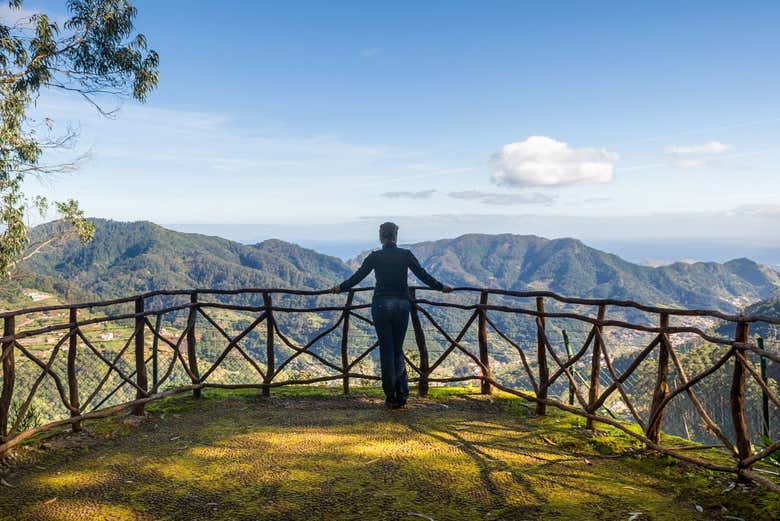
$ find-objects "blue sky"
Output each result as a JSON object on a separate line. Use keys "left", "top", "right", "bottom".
{"left": 9, "top": 1, "right": 780, "bottom": 261}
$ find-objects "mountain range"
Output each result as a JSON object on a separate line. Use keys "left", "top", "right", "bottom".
{"left": 5, "top": 219, "right": 780, "bottom": 315}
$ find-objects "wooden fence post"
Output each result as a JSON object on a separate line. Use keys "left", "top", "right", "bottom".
{"left": 410, "top": 289, "right": 429, "bottom": 397}
{"left": 67, "top": 308, "right": 81, "bottom": 432}
{"left": 0, "top": 316, "right": 15, "bottom": 441}
{"left": 758, "top": 337, "right": 770, "bottom": 438}
{"left": 478, "top": 291, "right": 492, "bottom": 395}
{"left": 646, "top": 313, "right": 670, "bottom": 444}
{"left": 586, "top": 304, "right": 606, "bottom": 429}
{"left": 132, "top": 298, "right": 148, "bottom": 415}
{"left": 562, "top": 329, "right": 574, "bottom": 406}
{"left": 731, "top": 320, "right": 752, "bottom": 479}
{"left": 535, "top": 297, "right": 548, "bottom": 415}
{"left": 262, "top": 292, "right": 274, "bottom": 397}
{"left": 187, "top": 292, "right": 201, "bottom": 398}
{"left": 341, "top": 290, "right": 354, "bottom": 395}
{"left": 152, "top": 314, "right": 161, "bottom": 389}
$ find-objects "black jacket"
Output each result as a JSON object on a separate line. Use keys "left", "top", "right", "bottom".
{"left": 338, "top": 242, "right": 443, "bottom": 298}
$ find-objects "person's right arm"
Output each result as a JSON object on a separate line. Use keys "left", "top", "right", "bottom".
{"left": 329, "top": 253, "right": 375, "bottom": 293}
{"left": 407, "top": 250, "right": 452, "bottom": 292}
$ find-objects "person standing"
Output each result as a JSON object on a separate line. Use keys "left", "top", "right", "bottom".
{"left": 330, "top": 222, "right": 452, "bottom": 408}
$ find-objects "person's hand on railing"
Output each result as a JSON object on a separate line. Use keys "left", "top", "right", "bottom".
{"left": 328, "top": 284, "right": 341, "bottom": 294}
{"left": 441, "top": 284, "right": 453, "bottom": 293}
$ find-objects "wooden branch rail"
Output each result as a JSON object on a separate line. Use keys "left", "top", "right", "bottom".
{"left": 0, "top": 287, "right": 778, "bottom": 492}
{"left": 535, "top": 297, "right": 548, "bottom": 415}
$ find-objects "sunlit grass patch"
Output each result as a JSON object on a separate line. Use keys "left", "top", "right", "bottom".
{"left": 19, "top": 499, "right": 150, "bottom": 521}
{"left": 34, "top": 468, "right": 118, "bottom": 490}
{"left": 1, "top": 387, "right": 778, "bottom": 521}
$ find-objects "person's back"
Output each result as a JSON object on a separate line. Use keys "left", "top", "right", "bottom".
{"left": 371, "top": 244, "right": 409, "bottom": 297}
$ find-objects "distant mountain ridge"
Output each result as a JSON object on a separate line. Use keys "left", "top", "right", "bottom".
{"left": 7, "top": 220, "right": 780, "bottom": 313}
{"left": 394, "top": 234, "right": 780, "bottom": 311}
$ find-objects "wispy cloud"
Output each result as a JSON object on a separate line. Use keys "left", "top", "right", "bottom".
{"left": 447, "top": 190, "right": 556, "bottom": 206}
{"left": 32, "top": 93, "right": 416, "bottom": 177}
{"left": 664, "top": 141, "right": 732, "bottom": 155}
{"left": 491, "top": 136, "right": 618, "bottom": 187}
{"left": 673, "top": 159, "right": 709, "bottom": 169}
{"left": 584, "top": 196, "right": 612, "bottom": 204}
{"left": 0, "top": 4, "right": 68, "bottom": 26}
{"left": 352, "top": 207, "right": 780, "bottom": 244}
{"left": 731, "top": 204, "right": 780, "bottom": 216}
{"left": 359, "top": 47, "right": 382, "bottom": 58}
{"left": 0, "top": 4, "right": 40, "bottom": 22}
{"left": 358, "top": 167, "right": 471, "bottom": 188}
{"left": 24, "top": 91, "right": 461, "bottom": 223}
{"left": 663, "top": 141, "right": 732, "bottom": 169}
{"left": 381, "top": 190, "right": 436, "bottom": 199}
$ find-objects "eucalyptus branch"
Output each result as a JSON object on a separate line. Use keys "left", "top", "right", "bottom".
{"left": 0, "top": 0, "right": 158, "bottom": 277}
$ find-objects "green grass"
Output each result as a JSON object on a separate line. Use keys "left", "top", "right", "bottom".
{"left": 1, "top": 387, "right": 778, "bottom": 521}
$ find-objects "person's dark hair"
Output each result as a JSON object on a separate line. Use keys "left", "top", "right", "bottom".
{"left": 379, "top": 222, "right": 398, "bottom": 242}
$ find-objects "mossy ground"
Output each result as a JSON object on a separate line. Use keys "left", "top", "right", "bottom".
{"left": 1, "top": 386, "right": 778, "bottom": 521}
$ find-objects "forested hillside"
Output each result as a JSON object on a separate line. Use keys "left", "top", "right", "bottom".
{"left": 10, "top": 219, "right": 351, "bottom": 303}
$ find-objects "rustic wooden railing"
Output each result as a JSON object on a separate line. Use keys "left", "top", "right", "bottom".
{"left": 0, "top": 287, "right": 779, "bottom": 492}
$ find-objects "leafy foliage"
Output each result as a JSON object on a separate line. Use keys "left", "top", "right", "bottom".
{"left": 9, "top": 399, "right": 42, "bottom": 432}
{"left": 0, "top": 0, "right": 158, "bottom": 277}
{"left": 759, "top": 434, "right": 780, "bottom": 467}
{"left": 619, "top": 341, "right": 780, "bottom": 445}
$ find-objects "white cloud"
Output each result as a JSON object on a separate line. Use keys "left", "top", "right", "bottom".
{"left": 447, "top": 190, "right": 555, "bottom": 206}
{"left": 664, "top": 141, "right": 732, "bottom": 155}
{"left": 490, "top": 136, "right": 618, "bottom": 187}
{"left": 381, "top": 190, "right": 436, "bottom": 199}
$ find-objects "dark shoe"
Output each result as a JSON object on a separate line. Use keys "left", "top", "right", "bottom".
{"left": 385, "top": 398, "right": 399, "bottom": 409}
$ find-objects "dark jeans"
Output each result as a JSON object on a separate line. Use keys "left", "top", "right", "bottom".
{"left": 371, "top": 296, "right": 411, "bottom": 404}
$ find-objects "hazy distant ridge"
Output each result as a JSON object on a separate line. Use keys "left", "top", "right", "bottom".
{"left": 399, "top": 234, "right": 780, "bottom": 311}
{"left": 10, "top": 220, "right": 780, "bottom": 313}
